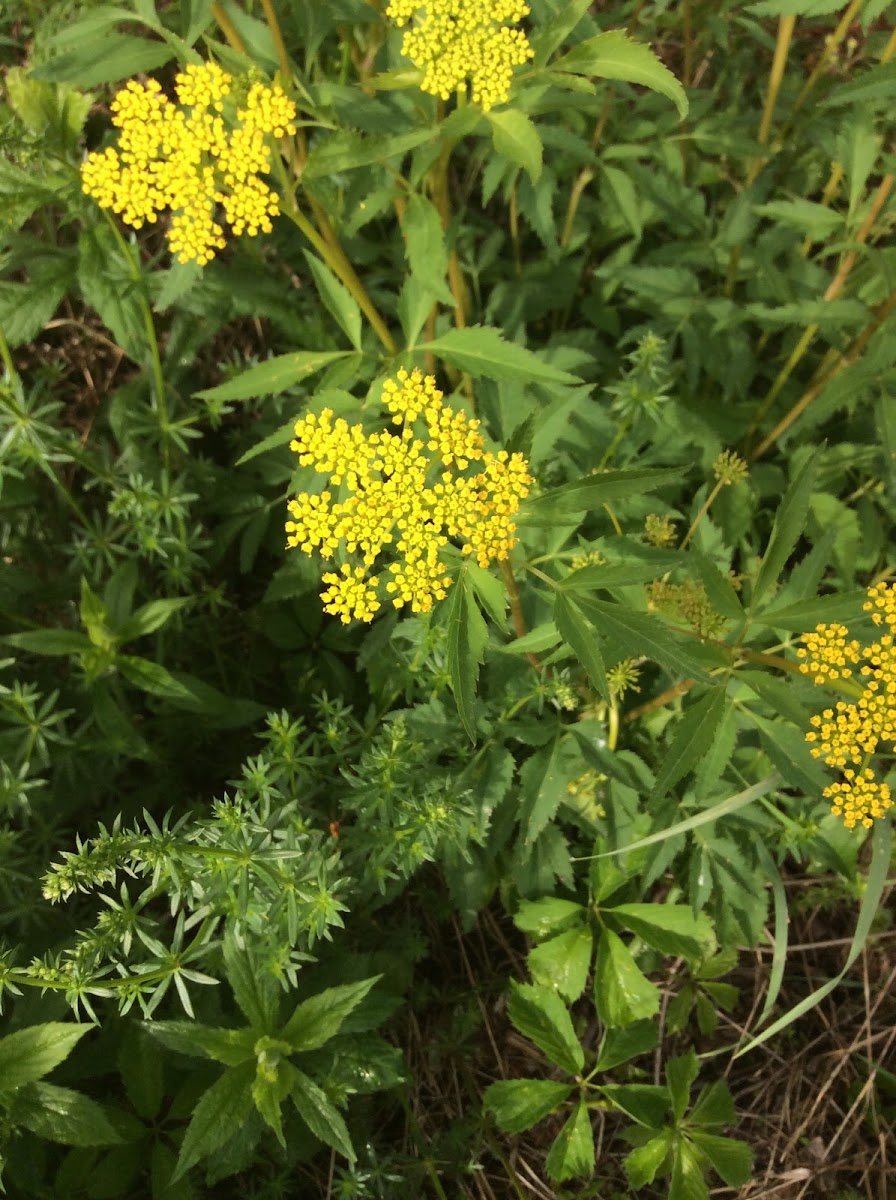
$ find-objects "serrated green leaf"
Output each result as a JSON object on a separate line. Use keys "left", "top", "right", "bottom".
{"left": 303, "top": 253, "right": 363, "bottom": 350}
{"left": 625, "top": 1129, "right": 674, "bottom": 1186}
{"left": 751, "top": 448, "right": 822, "bottom": 609}
{"left": 223, "top": 937, "right": 280, "bottom": 1030}
{"left": 545, "top": 1101, "right": 594, "bottom": 1182}
{"left": 594, "top": 929, "right": 660, "bottom": 1027}
{"left": 488, "top": 109, "right": 543, "bottom": 182}
{"left": 29, "top": 31, "right": 172, "bottom": 87}
{"left": 500, "top": 621, "right": 562, "bottom": 654}
{"left": 670, "top": 1139, "right": 711, "bottom": 1200}
{"left": 2, "top": 629, "right": 92, "bottom": 656}
{"left": 144, "top": 1022, "right": 255, "bottom": 1066}
{"left": 303, "top": 128, "right": 435, "bottom": 180}
{"left": 402, "top": 193, "right": 454, "bottom": 306}
{"left": 288, "top": 1064, "right": 356, "bottom": 1161}
{"left": 530, "top": 0, "right": 592, "bottom": 68}
{"left": 173, "top": 1063, "right": 255, "bottom": 1179}
{"left": 514, "top": 896, "right": 586, "bottom": 940}
{"left": 483, "top": 1079, "right": 573, "bottom": 1134}
{"left": 418, "top": 326, "right": 580, "bottom": 385}
{"left": 574, "top": 598, "right": 713, "bottom": 682}
{"left": 754, "top": 590, "right": 866, "bottom": 630}
{"left": 529, "top": 926, "right": 593, "bottom": 1002}
{"left": 689, "top": 1131, "right": 752, "bottom": 1186}
{"left": 820, "top": 59, "right": 896, "bottom": 109}
{"left": 596, "top": 1020, "right": 658, "bottom": 1072}
{"left": 0, "top": 1024, "right": 92, "bottom": 1090}
{"left": 522, "top": 466, "right": 684, "bottom": 520}
{"left": 600, "top": 1082, "right": 669, "bottom": 1128}
{"left": 280, "top": 977, "right": 381, "bottom": 1051}
{"left": 12, "top": 1081, "right": 121, "bottom": 1147}
{"left": 554, "top": 592, "right": 610, "bottom": 702}
{"left": 611, "top": 904, "right": 714, "bottom": 962}
{"left": 507, "top": 981, "right": 584, "bottom": 1075}
{"left": 650, "top": 688, "right": 728, "bottom": 801}
{"left": 195, "top": 352, "right": 348, "bottom": 401}
{"left": 118, "top": 597, "right": 191, "bottom": 643}
{"left": 446, "top": 563, "right": 489, "bottom": 741}
{"left": 552, "top": 30, "right": 688, "bottom": 119}
{"left": 666, "top": 1049, "right": 698, "bottom": 1121}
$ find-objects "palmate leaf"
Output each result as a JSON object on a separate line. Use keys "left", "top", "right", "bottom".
{"left": 544, "top": 1101, "right": 595, "bottom": 1182}
{"left": 594, "top": 930, "right": 661, "bottom": 1027}
{"left": 553, "top": 591, "right": 610, "bottom": 702}
{"left": 280, "top": 977, "right": 381, "bottom": 1051}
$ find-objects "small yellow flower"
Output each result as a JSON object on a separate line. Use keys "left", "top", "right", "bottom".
{"left": 712, "top": 449, "right": 748, "bottom": 486}
{"left": 81, "top": 63, "right": 297, "bottom": 265}
{"left": 798, "top": 583, "right": 896, "bottom": 829}
{"left": 386, "top": 0, "right": 534, "bottom": 111}
{"left": 285, "top": 368, "right": 533, "bottom": 622}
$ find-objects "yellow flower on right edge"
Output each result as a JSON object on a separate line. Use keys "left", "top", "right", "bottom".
{"left": 797, "top": 582, "right": 896, "bottom": 829}
{"left": 386, "top": 0, "right": 534, "bottom": 111}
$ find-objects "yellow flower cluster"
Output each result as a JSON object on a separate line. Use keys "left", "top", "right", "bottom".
{"left": 386, "top": 0, "right": 534, "bottom": 111}
{"left": 798, "top": 583, "right": 896, "bottom": 830}
{"left": 81, "top": 63, "right": 297, "bottom": 265}
{"left": 285, "top": 368, "right": 533, "bottom": 623}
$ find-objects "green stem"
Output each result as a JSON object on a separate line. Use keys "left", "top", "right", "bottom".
{"left": 259, "top": 0, "right": 292, "bottom": 81}
{"left": 679, "top": 479, "right": 724, "bottom": 550}
{"left": 104, "top": 214, "right": 169, "bottom": 463}
{"left": 0, "top": 322, "right": 16, "bottom": 380}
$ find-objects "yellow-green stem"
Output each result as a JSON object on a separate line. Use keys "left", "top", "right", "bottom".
{"left": 501, "top": 559, "right": 541, "bottom": 672}
{"left": 210, "top": 1, "right": 247, "bottom": 54}
{"left": 726, "top": 15, "right": 796, "bottom": 296}
{"left": 679, "top": 478, "right": 724, "bottom": 550}
{"left": 281, "top": 202, "right": 397, "bottom": 353}
{"left": 0, "top": 322, "right": 16, "bottom": 380}
{"left": 259, "top": 0, "right": 292, "bottom": 81}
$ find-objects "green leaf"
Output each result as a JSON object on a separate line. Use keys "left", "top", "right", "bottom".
{"left": 12, "top": 1081, "right": 121, "bottom": 1147}
{"left": 530, "top": 0, "right": 592, "bottom": 67}
{"left": 288, "top": 1064, "right": 356, "bottom": 1161}
{"left": 417, "top": 326, "right": 580, "bottom": 385}
{"left": 195, "top": 352, "right": 349, "bottom": 401}
{"left": 0, "top": 1024, "right": 92, "bottom": 1090}
{"left": 514, "top": 897, "right": 586, "bottom": 940}
{"left": 650, "top": 688, "right": 728, "bottom": 801}
{"left": 529, "top": 926, "right": 594, "bottom": 1002}
{"left": 688, "top": 1078, "right": 735, "bottom": 1127}
{"left": 753, "top": 198, "right": 843, "bottom": 241}
{"left": 562, "top": 557, "right": 681, "bottom": 590}
{"left": 402, "top": 193, "right": 454, "bottom": 307}
{"left": 600, "top": 1083, "right": 669, "bottom": 1128}
{"left": 574, "top": 598, "right": 713, "bottom": 682}
{"left": 751, "top": 448, "right": 822, "bottom": 609}
{"left": 303, "top": 128, "right": 435, "bottom": 180}
{"left": 522, "top": 466, "right": 684, "bottom": 520}
{"left": 446, "top": 562, "right": 489, "bottom": 741}
{"left": 670, "top": 1138, "right": 711, "bottom": 1200}
{"left": 554, "top": 592, "right": 610, "bottom": 702}
{"left": 820, "top": 60, "right": 896, "bottom": 109}
{"left": 280, "top": 977, "right": 381, "bottom": 1051}
{"left": 596, "top": 1020, "right": 658, "bottom": 1072}
{"left": 488, "top": 109, "right": 543, "bottom": 182}
{"left": 594, "top": 929, "right": 660, "bottom": 1027}
{"left": 500, "top": 621, "right": 562, "bottom": 655}
{"left": 688, "top": 1131, "right": 752, "bottom": 1187}
{"left": 754, "top": 590, "right": 866, "bottom": 630}
{"left": 0, "top": 257, "right": 74, "bottom": 346}
{"left": 173, "top": 1063, "right": 255, "bottom": 1179}
{"left": 748, "top": 0, "right": 854, "bottom": 16}
{"left": 544, "top": 1101, "right": 594, "bottom": 1182}
{"left": 2, "top": 629, "right": 92, "bottom": 656}
{"left": 507, "top": 981, "right": 584, "bottom": 1075}
{"left": 29, "top": 31, "right": 172, "bottom": 87}
{"left": 666, "top": 1049, "right": 698, "bottom": 1121}
{"left": 117, "top": 597, "right": 191, "bottom": 642}
{"left": 690, "top": 554, "right": 744, "bottom": 621}
{"left": 552, "top": 31, "right": 688, "bottom": 119}
{"left": 144, "top": 1022, "right": 255, "bottom": 1066}
{"left": 483, "top": 1079, "right": 573, "bottom": 1134}
{"left": 611, "top": 904, "right": 713, "bottom": 962}
{"left": 234, "top": 419, "right": 296, "bottom": 467}
{"left": 302, "top": 253, "right": 363, "bottom": 351}
{"left": 518, "top": 738, "right": 575, "bottom": 846}
{"left": 625, "top": 1129, "right": 674, "bottom": 1187}
{"left": 223, "top": 937, "right": 280, "bottom": 1030}
{"left": 251, "top": 1059, "right": 291, "bottom": 1147}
